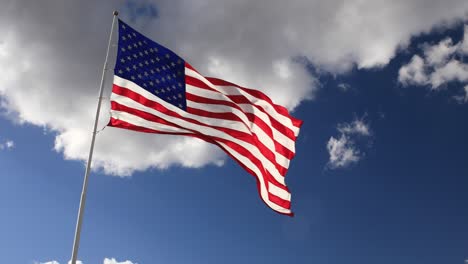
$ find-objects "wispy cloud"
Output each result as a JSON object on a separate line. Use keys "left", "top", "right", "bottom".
{"left": 337, "top": 83, "right": 351, "bottom": 92}
{"left": 453, "top": 84, "right": 468, "bottom": 103}
{"left": 103, "top": 258, "right": 136, "bottom": 264}
{"left": 337, "top": 119, "right": 371, "bottom": 136}
{"left": 0, "top": 139, "right": 14, "bottom": 150}
{"left": 327, "top": 117, "right": 371, "bottom": 169}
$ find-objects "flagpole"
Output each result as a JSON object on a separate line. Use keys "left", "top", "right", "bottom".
{"left": 70, "top": 11, "right": 118, "bottom": 264}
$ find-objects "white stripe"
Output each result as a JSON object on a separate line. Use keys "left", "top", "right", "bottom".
{"left": 217, "top": 142, "right": 291, "bottom": 213}
{"left": 186, "top": 68, "right": 296, "bottom": 153}
{"left": 110, "top": 109, "right": 193, "bottom": 134}
{"left": 268, "top": 184, "right": 291, "bottom": 201}
{"left": 111, "top": 102, "right": 292, "bottom": 207}
{"left": 113, "top": 93, "right": 286, "bottom": 186}
{"left": 113, "top": 76, "right": 287, "bottom": 186}
{"left": 113, "top": 79, "right": 249, "bottom": 135}
{"left": 212, "top": 84, "right": 300, "bottom": 136}
{"left": 186, "top": 84, "right": 294, "bottom": 152}
{"left": 188, "top": 98, "right": 291, "bottom": 170}
{"left": 185, "top": 67, "right": 300, "bottom": 136}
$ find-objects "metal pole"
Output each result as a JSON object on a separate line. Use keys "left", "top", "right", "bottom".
{"left": 70, "top": 11, "right": 118, "bottom": 264}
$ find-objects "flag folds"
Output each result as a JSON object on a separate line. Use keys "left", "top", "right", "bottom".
{"left": 110, "top": 19, "right": 302, "bottom": 215}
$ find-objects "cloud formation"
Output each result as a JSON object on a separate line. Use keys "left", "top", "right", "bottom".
{"left": 103, "top": 258, "right": 136, "bottom": 264}
{"left": 1, "top": 0, "right": 467, "bottom": 175}
{"left": 327, "top": 117, "right": 371, "bottom": 169}
{"left": 399, "top": 24, "right": 468, "bottom": 99}
{"left": 0, "top": 139, "right": 14, "bottom": 150}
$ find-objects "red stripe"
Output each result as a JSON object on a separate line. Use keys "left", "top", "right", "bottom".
{"left": 112, "top": 115, "right": 293, "bottom": 216}
{"left": 112, "top": 84, "right": 289, "bottom": 183}
{"left": 205, "top": 77, "right": 303, "bottom": 128}
{"left": 111, "top": 93, "right": 292, "bottom": 210}
{"left": 112, "top": 86, "right": 285, "bottom": 174}
{"left": 186, "top": 104, "right": 293, "bottom": 165}
{"left": 187, "top": 91, "right": 294, "bottom": 159}
{"left": 186, "top": 75, "right": 297, "bottom": 141}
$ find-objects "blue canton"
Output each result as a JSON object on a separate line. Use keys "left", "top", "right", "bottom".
{"left": 114, "top": 19, "right": 186, "bottom": 110}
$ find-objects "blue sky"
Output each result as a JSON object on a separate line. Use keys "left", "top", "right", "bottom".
{"left": 1, "top": 1, "right": 468, "bottom": 263}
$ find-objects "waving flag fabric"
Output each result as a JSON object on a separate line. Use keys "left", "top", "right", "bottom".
{"left": 110, "top": 19, "right": 302, "bottom": 215}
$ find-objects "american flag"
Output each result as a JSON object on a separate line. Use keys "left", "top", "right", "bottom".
{"left": 110, "top": 19, "right": 302, "bottom": 215}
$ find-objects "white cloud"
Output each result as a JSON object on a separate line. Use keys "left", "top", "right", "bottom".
{"left": 398, "top": 55, "right": 428, "bottom": 86}
{"left": 454, "top": 84, "right": 468, "bottom": 103}
{"left": 327, "top": 117, "right": 371, "bottom": 169}
{"left": 5, "top": 140, "right": 14, "bottom": 149}
{"left": 103, "top": 258, "right": 136, "bottom": 264}
{"left": 429, "top": 59, "right": 468, "bottom": 88}
{"left": 67, "top": 261, "right": 83, "bottom": 264}
{"left": 1, "top": 0, "right": 467, "bottom": 175}
{"left": 337, "top": 119, "right": 371, "bottom": 136}
{"left": 460, "top": 25, "right": 468, "bottom": 54}
{"left": 0, "top": 139, "right": 14, "bottom": 150}
{"left": 399, "top": 24, "right": 468, "bottom": 98}
{"left": 423, "top": 38, "right": 459, "bottom": 66}
{"left": 337, "top": 83, "right": 351, "bottom": 92}
{"left": 327, "top": 135, "right": 361, "bottom": 169}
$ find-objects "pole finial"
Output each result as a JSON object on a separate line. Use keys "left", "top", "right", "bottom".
{"left": 113, "top": 10, "right": 119, "bottom": 16}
